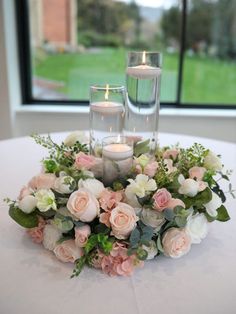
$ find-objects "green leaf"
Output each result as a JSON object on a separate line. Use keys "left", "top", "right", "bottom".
{"left": 9, "top": 206, "right": 38, "bottom": 228}
{"left": 134, "top": 139, "right": 150, "bottom": 157}
{"left": 204, "top": 212, "right": 217, "bottom": 223}
{"left": 136, "top": 247, "right": 148, "bottom": 261}
{"left": 164, "top": 208, "right": 176, "bottom": 221}
{"left": 71, "top": 256, "right": 87, "bottom": 278}
{"left": 140, "top": 225, "right": 154, "bottom": 242}
{"left": 36, "top": 208, "right": 56, "bottom": 218}
{"left": 84, "top": 234, "right": 98, "bottom": 254}
{"left": 175, "top": 216, "right": 187, "bottom": 227}
{"left": 129, "top": 228, "right": 141, "bottom": 247}
{"left": 216, "top": 205, "right": 230, "bottom": 222}
{"left": 93, "top": 223, "right": 110, "bottom": 235}
{"left": 157, "top": 235, "right": 164, "bottom": 253}
{"left": 43, "top": 159, "right": 57, "bottom": 173}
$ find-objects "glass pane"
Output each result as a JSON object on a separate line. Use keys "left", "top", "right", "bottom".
{"left": 28, "top": 0, "right": 181, "bottom": 102}
{"left": 182, "top": 0, "right": 236, "bottom": 105}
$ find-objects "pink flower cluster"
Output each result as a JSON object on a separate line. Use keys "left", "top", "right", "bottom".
{"left": 94, "top": 242, "right": 143, "bottom": 276}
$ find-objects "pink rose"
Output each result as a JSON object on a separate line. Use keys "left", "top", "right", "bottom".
{"left": 75, "top": 225, "right": 91, "bottom": 247}
{"left": 166, "top": 198, "right": 186, "bottom": 210}
{"left": 101, "top": 242, "right": 143, "bottom": 277}
{"left": 27, "top": 216, "right": 46, "bottom": 244}
{"left": 109, "top": 203, "right": 138, "bottom": 239}
{"left": 74, "top": 152, "right": 95, "bottom": 170}
{"left": 99, "top": 189, "right": 123, "bottom": 211}
{"left": 163, "top": 149, "right": 179, "bottom": 160}
{"left": 54, "top": 239, "right": 83, "bottom": 263}
{"left": 162, "top": 228, "right": 191, "bottom": 258}
{"left": 67, "top": 188, "right": 99, "bottom": 222}
{"left": 189, "top": 167, "right": 206, "bottom": 181}
{"left": 144, "top": 161, "right": 159, "bottom": 177}
{"left": 28, "top": 173, "right": 56, "bottom": 190}
{"left": 153, "top": 188, "right": 172, "bottom": 211}
{"left": 18, "top": 186, "right": 33, "bottom": 200}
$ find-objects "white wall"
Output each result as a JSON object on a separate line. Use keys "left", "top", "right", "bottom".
{"left": 0, "top": 0, "right": 236, "bottom": 143}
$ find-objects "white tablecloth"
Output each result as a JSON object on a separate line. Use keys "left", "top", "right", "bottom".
{"left": 0, "top": 133, "right": 236, "bottom": 314}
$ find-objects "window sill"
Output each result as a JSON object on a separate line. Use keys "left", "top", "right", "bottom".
{"left": 15, "top": 105, "right": 236, "bottom": 118}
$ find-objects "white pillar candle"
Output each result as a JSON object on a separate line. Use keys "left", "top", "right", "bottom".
{"left": 103, "top": 143, "right": 133, "bottom": 160}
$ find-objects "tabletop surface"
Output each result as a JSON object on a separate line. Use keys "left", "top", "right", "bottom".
{"left": 0, "top": 132, "right": 236, "bottom": 314}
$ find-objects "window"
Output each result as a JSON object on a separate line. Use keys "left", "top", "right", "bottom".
{"left": 16, "top": 0, "right": 236, "bottom": 108}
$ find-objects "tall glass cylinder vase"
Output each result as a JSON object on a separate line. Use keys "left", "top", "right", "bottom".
{"left": 125, "top": 51, "right": 162, "bottom": 155}
{"left": 90, "top": 84, "right": 125, "bottom": 157}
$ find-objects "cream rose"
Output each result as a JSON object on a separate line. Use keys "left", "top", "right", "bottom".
{"left": 178, "top": 175, "right": 199, "bottom": 197}
{"left": 186, "top": 212, "right": 208, "bottom": 244}
{"left": 18, "top": 195, "right": 37, "bottom": 214}
{"left": 54, "top": 174, "right": 75, "bottom": 194}
{"left": 64, "top": 131, "right": 88, "bottom": 146}
{"left": 78, "top": 178, "right": 105, "bottom": 198}
{"left": 109, "top": 203, "right": 138, "bottom": 239}
{"left": 67, "top": 188, "right": 99, "bottom": 222}
{"left": 204, "top": 151, "right": 222, "bottom": 172}
{"left": 162, "top": 228, "right": 191, "bottom": 258}
{"left": 42, "top": 224, "right": 62, "bottom": 251}
{"left": 54, "top": 240, "right": 83, "bottom": 263}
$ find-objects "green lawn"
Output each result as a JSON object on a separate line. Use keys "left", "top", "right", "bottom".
{"left": 34, "top": 47, "right": 236, "bottom": 105}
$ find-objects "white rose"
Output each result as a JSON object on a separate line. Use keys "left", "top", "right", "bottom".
{"left": 54, "top": 175, "right": 75, "bottom": 194}
{"left": 18, "top": 195, "right": 37, "bottom": 214}
{"left": 142, "top": 240, "right": 158, "bottom": 260}
{"left": 186, "top": 212, "right": 208, "bottom": 244}
{"left": 43, "top": 224, "right": 62, "bottom": 251}
{"left": 141, "top": 208, "right": 165, "bottom": 230}
{"left": 125, "top": 184, "right": 142, "bottom": 209}
{"left": 204, "top": 192, "right": 221, "bottom": 217}
{"left": 178, "top": 175, "right": 199, "bottom": 197}
{"left": 204, "top": 151, "right": 222, "bottom": 172}
{"left": 127, "top": 174, "right": 157, "bottom": 198}
{"left": 35, "top": 189, "right": 57, "bottom": 212}
{"left": 64, "top": 131, "right": 88, "bottom": 146}
{"left": 78, "top": 178, "right": 105, "bottom": 198}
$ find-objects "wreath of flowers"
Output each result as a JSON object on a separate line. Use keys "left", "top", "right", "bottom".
{"left": 5, "top": 132, "right": 235, "bottom": 278}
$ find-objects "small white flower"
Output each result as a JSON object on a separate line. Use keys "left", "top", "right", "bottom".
{"left": 78, "top": 178, "right": 105, "bottom": 198}
{"left": 142, "top": 240, "right": 158, "bottom": 260}
{"left": 43, "top": 224, "right": 62, "bottom": 251}
{"left": 178, "top": 175, "right": 199, "bottom": 197}
{"left": 204, "top": 151, "right": 222, "bottom": 172}
{"left": 35, "top": 189, "right": 57, "bottom": 212}
{"left": 125, "top": 185, "right": 142, "bottom": 209}
{"left": 204, "top": 192, "right": 221, "bottom": 217}
{"left": 64, "top": 131, "right": 88, "bottom": 147}
{"left": 141, "top": 208, "right": 165, "bottom": 230}
{"left": 127, "top": 174, "right": 157, "bottom": 198}
{"left": 18, "top": 195, "right": 37, "bottom": 214}
{"left": 186, "top": 212, "right": 208, "bottom": 244}
{"left": 54, "top": 175, "right": 75, "bottom": 194}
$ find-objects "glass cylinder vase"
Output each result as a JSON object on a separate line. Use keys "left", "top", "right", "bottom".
{"left": 90, "top": 84, "right": 125, "bottom": 157}
{"left": 125, "top": 51, "right": 162, "bottom": 155}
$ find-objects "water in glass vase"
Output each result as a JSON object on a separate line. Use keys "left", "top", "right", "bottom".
{"left": 125, "top": 68, "right": 161, "bottom": 154}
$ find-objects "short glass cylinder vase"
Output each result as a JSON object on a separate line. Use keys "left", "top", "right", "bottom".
{"left": 125, "top": 51, "right": 162, "bottom": 155}
{"left": 102, "top": 136, "right": 133, "bottom": 186}
{"left": 90, "top": 84, "right": 125, "bottom": 157}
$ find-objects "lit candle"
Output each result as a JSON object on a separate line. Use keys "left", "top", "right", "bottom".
{"left": 126, "top": 51, "right": 161, "bottom": 79}
{"left": 90, "top": 84, "right": 123, "bottom": 114}
{"left": 103, "top": 143, "right": 133, "bottom": 161}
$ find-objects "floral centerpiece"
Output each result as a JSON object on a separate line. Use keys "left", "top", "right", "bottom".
{"left": 5, "top": 132, "right": 235, "bottom": 278}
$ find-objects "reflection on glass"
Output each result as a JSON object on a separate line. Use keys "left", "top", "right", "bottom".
{"left": 28, "top": 0, "right": 180, "bottom": 102}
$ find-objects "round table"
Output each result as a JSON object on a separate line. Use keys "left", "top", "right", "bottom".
{"left": 0, "top": 133, "right": 236, "bottom": 314}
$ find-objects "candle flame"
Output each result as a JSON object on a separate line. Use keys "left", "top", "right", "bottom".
{"left": 105, "top": 84, "right": 109, "bottom": 100}
{"left": 142, "top": 51, "right": 146, "bottom": 64}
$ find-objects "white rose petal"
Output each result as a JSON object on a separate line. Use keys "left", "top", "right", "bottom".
{"left": 125, "top": 185, "right": 142, "bottom": 209}
{"left": 204, "top": 151, "right": 222, "bottom": 172}
{"left": 186, "top": 212, "right": 208, "bottom": 244}
{"left": 78, "top": 178, "right": 105, "bottom": 198}
{"left": 54, "top": 175, "right": 75, "bottom": 194}
{"left": 178, "top": 176, "right": 199, "bottom": 197}
{"left": 35, "top": 189, "right": 57, "bottom": 212}
{"left": 64, "top": 131, "right": 88, "bottom": 146}
{"left": 204, "top": 192, "right": 222, "bottom": 217}
{"left": 18, "top": 195, "right": 37, "bottom": 214}
{"left": 142, "top": 240, "right": 158, "bottom": 260}
{"left": 43, "top": 224, "right": 62, "bottom": 251}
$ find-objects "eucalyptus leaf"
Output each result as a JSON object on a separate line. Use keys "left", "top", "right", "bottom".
{"left": 175, "top": 216, "right": 187, "bottom": 227}
{"left": 136, "top": 247, "right": 148, "bottom": 261}
{"left": 157, "top": 235, "right": 164, "bottom": 253}
{"left": 9, "top": 206, "right": 38, "bottom": 228}
{"left": 134, "top": 139, "right": 150, "bottom": 157}
{"left": 164, "top": 208, "right": 176, "bottom": 221}
{"left": 129, "top": 228, "right": 141, "bottom": 247}
{"left": 216, "top": 205, "right": 230, "bottom": 222}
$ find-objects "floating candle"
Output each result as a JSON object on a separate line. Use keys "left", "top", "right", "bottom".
{"left": 102, "top": 143, "right": 133, "bottom": 161}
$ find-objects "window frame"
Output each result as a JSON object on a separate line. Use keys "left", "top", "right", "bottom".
{"left": 15, "top": 0, "right": 236, "bottom": 109}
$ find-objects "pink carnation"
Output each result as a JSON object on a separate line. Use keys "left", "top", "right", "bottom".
{"left": 28, "top": 173, "right": 56, "bottom": 190}
{"left": 27, "top": 216, "right": 46, "bottom": 244}
{"left": 74, "top": 152, "right": 95, "bottom": 170}
{"left": 101, "top": 242, "right": 143, "bottom": 277}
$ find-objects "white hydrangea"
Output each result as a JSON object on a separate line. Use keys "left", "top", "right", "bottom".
{"left": 18, "top": 195, "right": 37, "bottom": 214}
{"left": 185, "top": 212, "right": 208, "bottom": 244}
